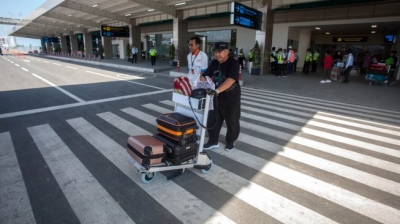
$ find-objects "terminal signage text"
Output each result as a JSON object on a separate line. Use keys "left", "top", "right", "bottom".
{"left": 229, "top": 2, "right": 262, "bottom": 30}
{"left": 101, "top": 25, "right": 129, "bottom": 37}
{"left": 333, "top": 37, "right": 368, "bottom": 42}
{"left": 42, "top": 37, "right": 60, "bottom": 43}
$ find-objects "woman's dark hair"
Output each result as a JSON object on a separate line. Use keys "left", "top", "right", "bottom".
{"left": 326, "top": 50, "right": 331, "bottom": 55}
{"left": 189, "top": 36, "right": 202, "bottom": 45}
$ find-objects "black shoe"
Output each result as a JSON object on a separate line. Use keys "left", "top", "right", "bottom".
{"left": 225, "top": 142, "right": 235, "bottom": 152}
{"left": 203, "top": 142, "right": 219, "bottom": 150}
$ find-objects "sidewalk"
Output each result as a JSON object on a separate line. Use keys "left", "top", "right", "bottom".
{"left": 40, "top": 54, "right": 400, "bottom": 112}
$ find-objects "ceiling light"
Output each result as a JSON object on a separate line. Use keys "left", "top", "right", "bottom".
{"left": 175, "top": 2, "right": 186, "bottom": 6}
{"left": 315, "top": 27, "right": 321, "bottom": 30}
{"left": 371, "top": 25, "right": 377, "bottom": 28}
{"left": 325, "top": 32, "right": 330, "bottom": 35}
{"left": 148, "top": 9, "right": 154, "bottom": 11}
{"left": 68, "top": 14, "right": 72, "bottom": 17}
{"left": 92, "top": 4, "right": 98, "bottom": 8}
{"left": 371, "top": 31, "right": 376, "bottom": 33}
{"left": 96, "top": 21, "right": 100, "bottom": 23}
{"left": 125, "top": 13, "right": 131, "bottom": 16}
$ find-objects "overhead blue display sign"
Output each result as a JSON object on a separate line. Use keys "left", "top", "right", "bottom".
{"left": 101, "top": 25, "right": 129, "bottom": 37}
{"left": 42, "top": 37, "right": 60, "bottom": 43}
{"left": 230, "top": 1, "right": 262, "bottom": 30}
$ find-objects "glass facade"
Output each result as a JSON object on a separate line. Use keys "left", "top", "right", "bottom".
{"left": 146, "top": 33, "right": 172, "bottom": 60}
{"left": 189, "top": 29, "right": 237, "bottom": 59}
{"left": 91, "top": 31, "right": 102, "bottom": 54}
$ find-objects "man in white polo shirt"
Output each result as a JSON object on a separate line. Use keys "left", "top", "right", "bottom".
{"left": 187, "top": 36, "right": 208, "bottom": 86}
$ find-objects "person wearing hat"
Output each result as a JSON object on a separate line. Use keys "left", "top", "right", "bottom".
{"left": 200, "top": 42, "right": 241, "bottom": 152}
{"left": 187, "top": 36, "right": 208, "bottom": 86}
{"left": 238, "top": 48, "right": 245, "bottom": 69}
{"left": 341, "top": 48, "right": 353, "bottom": 83}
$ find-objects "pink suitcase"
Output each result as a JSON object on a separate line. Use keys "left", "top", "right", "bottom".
{"left": 126, "top": 135, "right": 166, "bottom": 166}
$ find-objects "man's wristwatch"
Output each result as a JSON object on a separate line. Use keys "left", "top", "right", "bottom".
{"left": 215, "top": 89, "right": 220, "bottom": 95}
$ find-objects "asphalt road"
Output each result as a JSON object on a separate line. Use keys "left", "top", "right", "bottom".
{"left": 1, "top": 54, "right": 400, "bottom": 224}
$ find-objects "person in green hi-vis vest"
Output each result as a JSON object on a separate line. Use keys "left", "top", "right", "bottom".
{"left": 149, "top": 46, "right": 157, "bottom": 66}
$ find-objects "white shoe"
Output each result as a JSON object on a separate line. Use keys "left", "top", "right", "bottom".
{"left": 320, "top": 80, "right": 326, "bottom": 83}
{"left": 325, "top": 79, "right": 331, "bottom": 83}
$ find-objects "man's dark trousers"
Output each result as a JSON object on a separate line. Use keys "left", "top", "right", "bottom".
{"left": 207, "top": 101, "right": 240, "bottom": 145}
{"left": 132, "top": 54, "right": 137, "bottom": 63}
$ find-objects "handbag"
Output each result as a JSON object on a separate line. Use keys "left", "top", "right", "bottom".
{"left": 190, "top": 88, "right": 207, "bottom": 99}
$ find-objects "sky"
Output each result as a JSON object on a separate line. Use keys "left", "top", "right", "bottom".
{"left": 0, "top": 0, "right": 47, "bottom": 47}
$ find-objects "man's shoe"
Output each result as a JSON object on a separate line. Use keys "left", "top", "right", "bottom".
{"left": 225, "top": 142, "right": 235, "bottom": 152}
{"left": 203, "top": 142, "right": 219, "bottom": 150}
{"left": 325, "top": 79, "right": 331, "bottom": 83}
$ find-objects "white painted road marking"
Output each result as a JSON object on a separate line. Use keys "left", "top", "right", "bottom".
{"left": 86, "top": 71, "right": 163, "bottom": 89}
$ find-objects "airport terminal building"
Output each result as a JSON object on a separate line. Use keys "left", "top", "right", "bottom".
{"left": 8, "top": 0, "right": 400, "bottom": 77}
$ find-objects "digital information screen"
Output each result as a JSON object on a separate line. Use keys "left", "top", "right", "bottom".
{"left": 101, "top": 25, "right": 130, "bottom": 37}
{"left": 42, "top": 37, "right": 60, "bottom": 43}
{"left": 230, "top": 1, "right": 262, "bottom": 30}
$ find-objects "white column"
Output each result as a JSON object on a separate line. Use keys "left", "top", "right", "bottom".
{"left": 297, "top": 29, "right": 311, "bottom": 69}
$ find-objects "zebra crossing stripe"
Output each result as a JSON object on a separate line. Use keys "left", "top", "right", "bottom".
{"left": 112, "top": 110, "right": 336, "bottom": 223}
{"left": 142, "top": 103, "right": 400, "bottom": 196}
{"left": 242, "top": 100, "right": 400, "bottom": 138}
{"left": 27, "top": 124, "right": 134, "bottom": 224}
{"left": 222, "top": 125, "right": 400, "bottom": 196}
{"left": 68, "top": 116, "right": 235, "bottom": 224}
{"left": 242, "top": 88, "right": 400, "bottom": 116}
{"left": 0, "top": 132, "right": 36, "bottom": 224}
{"left": 314, "top": 112, "right": 400, "bottom": 136}
{"left": 241, "top": 94, "right": 399, "bottom": 124}
{"left": 239, "top": 111, "right": 400, "bottom": 173}
{"left": 192, "top": 164, "right": 338, "bottom": 223}
{"left": 159, "top": 100, "right": 400, "bottom": 174}
{"left": 213, "top": 147, "right": 400, "bottom": 224}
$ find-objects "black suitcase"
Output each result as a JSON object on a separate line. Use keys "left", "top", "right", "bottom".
{"left": 156, "top": 113, "right": 198, "bottom": 145}
{"left": 153, "top": 133, "right": 198, "bottom": 165}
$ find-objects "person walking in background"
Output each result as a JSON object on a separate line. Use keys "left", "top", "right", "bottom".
{"left": 333, "top": 50, "right": 343, "bottom": 66}
{"left": 341, "top": 48, "right": 354, "bottom": 83}
{"left": 200, "top": 42, "right": 241, "bottom": 152}
{"left": 276, "top": 48, "right": 285, "bottom": 77}
{"left": 311, "top": 49, "right": 319, "bottom": 72}
{"left": 302, "top": 48, "right": 312, "bottom": 74}
{"left": 248, "top": 48, "right": 254, "bottom": 63}
{"left": 321, "top": 50, "right": 333, "bottom": 83}
{"left": 0, "top": 47, "right": 3, "bottom": 56}
{"left": 361, "top": 51, "right": 371, "bottom": 74}
{"left": 238, "top": 48, "right": 245, "bottom": 69}
{"left": 293, "top": 48, "right": 298, "bottom": 72}
{"left": 270, "top": 47, "right": 277, "bottom": 75}
{"left": 149, "top": 46, "right": 157, "bottom": 66}
{"left": 187, "top": 36, "right": 208, "bottom": 85}
{"left": 131, "top": 44, "right": 138, "bottom": 64}
{"left": 286, "top": 46, "right": 295, "bottom": 75}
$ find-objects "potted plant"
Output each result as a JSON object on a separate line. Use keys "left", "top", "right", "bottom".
{"left": 169, "top": 43, "right": 177, "bottom": 66}
{"left": 251, "top": 41, "right": 261, "bottom": 75}
{"left": 126, "top": 43, "right": 132, "bottom": 62}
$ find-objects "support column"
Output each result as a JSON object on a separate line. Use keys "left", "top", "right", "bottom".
{"left": 69, "top": 32, "right": 78, "bottom": 54}
{"left": 60, "top": 34, "right": 68, "bottom": 54}
{"left": 129, "top": 19, "right": 141, "bottom": 51}
{"left": 46, "top": 42, "right": 52, "bottom": 54}
{"left": 256, "top": 0, "right": 274, "bottom": 75}
{"left": 297, "top": 29, "right": 311, "bottom": 70}
{"left": 173, "top": 10, "right": 188, "bottom": 65}
{"left": 41, "top": 39, "right": 46, "bottom": 53}
{"left": 102, "top": 36, "right": 112, "bottom": 59}
{"left": 83, "top": 30, "right": 93, "bottom": 57}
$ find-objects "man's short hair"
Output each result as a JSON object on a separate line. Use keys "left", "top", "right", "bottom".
{"left": 189, "top": 36, "right": 202, "bottom": 45}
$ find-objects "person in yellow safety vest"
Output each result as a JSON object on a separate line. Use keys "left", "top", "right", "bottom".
{"left": 248, "top": 48, "right": 254, "bottom": 62}
{"left": 311, "top": 49, "right": 319, "bottom": 72}
{"left": 302, "top": 48, "right": 312, "bottom": 74}
{"left": 286, "top": 46, "right": 295, "bottom": 75}
{"left": 270, "top": 47, "right": 277, "bottom": 74}
{"left": 238, "top": 48, "right": 245, "bottom": 69}
{"left": 149, "top": 46, "right": 157, "bottom": 66}
{"left": 276, "top": 48, "right": 286, "bottom": 77}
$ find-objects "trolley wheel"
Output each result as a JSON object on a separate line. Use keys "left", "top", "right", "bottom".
{"left": 141, "top": 172, "right": 157, "bottom": 184}
{"left": 201, "top": 159, "right": 213, "bottom": 174}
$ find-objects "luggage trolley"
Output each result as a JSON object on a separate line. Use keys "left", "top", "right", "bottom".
{"left": 127, "top": 90, "right": 215, "bottom": 183}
